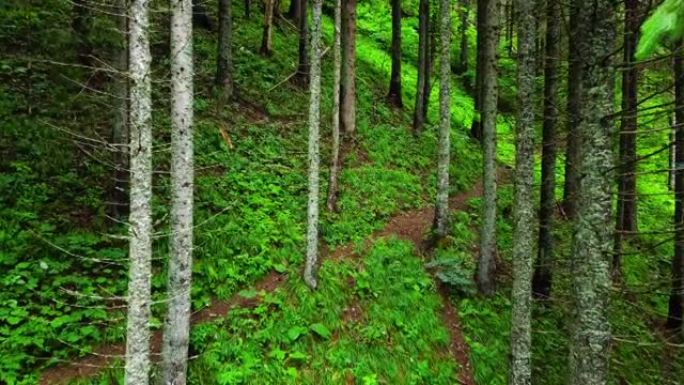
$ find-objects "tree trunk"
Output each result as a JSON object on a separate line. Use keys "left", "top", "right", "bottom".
{"left": 216, "top": 0, "right": 234, "bottom": 102}
{"left": 509, "top": 0, "right": 535, "bottom": 381}
{"left": 455, "top": 0, "right": 470, "bottom": 75}
{"left": 469, "top": 0, "right": 487, "bottom": 141}
{"left": 245, "top": 0, "right": 251, "bottom": 18}
{"left": 562, "top": 0, "right": 584, "bottom": 219}
{"left": 294, "top": 0, "right": 310, "bottom": 85}
{"left": 613, "top": 0, "right": 640, "bottom": 275}
{"left": 531, "top": 0, "right": 559, "bottom": 299}
{"left": 72, "top": 0, "right": 93, "bottom": 66}
{"left": 388, "top": 0, "right": 403, "bottom": 107}
{"left": 475, "top": 0, "right": 500, "bottom": 295}
{"left": 327, "top": 0, "right": 342, "bottom": 212}
{"left": 434, "top": 0, "right": 451, "bottom": 237}
{"left": 505, "top": 0, "right": 513, "bottom": 57}
{"left": 260, "top": 0, "right": 275, "bottom": 56}
{"left": 287, "top": 0, "right": 302, "bottom": 24}
{"left": 568, "top": 0, "right": 616, "bottom": 382}
{"left": 667, "top": 43, "right": 684, "bottom": 333}
{"left": 124, "top": 1, "right": 153, "bottom": 384}
{"left": 161, "top": 1, "right": 194, "bottom": 384}
{"left": 412, "top": 0, "right": 430, "bottom": 133}
{"left": 340, "top": 0, "right": 357, "bottom": 136}
{"left": 304, "top": 0, "right": 323, "bottom": 289}
{"left": 111, "top": 0, "right": 129, "bottom": 220}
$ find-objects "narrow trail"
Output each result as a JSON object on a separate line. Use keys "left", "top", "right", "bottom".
{"left": 39, "top": 181, "right": 481, "bottom": 385}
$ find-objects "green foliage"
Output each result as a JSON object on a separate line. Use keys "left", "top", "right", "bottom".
{"left": 637, "top": 0, "right": 684, "bottom": 59}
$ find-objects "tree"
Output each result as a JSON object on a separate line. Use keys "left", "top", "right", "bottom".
{"left": 412, "top": 0, "right": 430, "bottom": 133}
{"left": 327, "top": 0, "right": 343, "bottom": 212}
{"left": 72, "top": 0, "right": 93, "bottom": 66}
{"left": 469, "top": 0, "right": 488, "bottom": 141}
{"left": 567, "top": 0, "right": 616, "bottom": 381}
{"left": 433, "top": 0, "right": 451, "bottom": 237}
{"left": 667, "top": 42, "right": 684, "bottom": 332}
{"left": 508, "top": 0, "right": 535, "bottom": 381}
{"left": 294, "top": 0, "right": 310, "bottom": 85}
{"left": 475, "top": 0, "right": 500, "bottom": 295}
{"left": 531, "top": 0, "right": 559, "bottom": 298}
{"left": 562, "top": 0, "right": 584, "bottom": 219}
{"left": 124, "top": 0, "right": 153, "bottom": 384}
{"left": 454, "top": 0, "right": 470, "bottom": 75}
{"left": 260, "top": 0, "right": 275, "bottom": 56}
{"left": 388, "top": 0, "right": 403, "bottom": 107}
{"left": 340, "top": 0, "right": 357, "bottom": 136}
{"left": 111, "top": 0, "right": 129, "bottom": 220}
{"left": 216, "top": 0, "right": 234, "bottom": 102}
{"left": 286, "top": 0, "right": 302, "bottom": 24}
{"left": 304, "top": 0, "right": 324, "bottom": 289}
{"left": 160, "top": 0, "right": 194, "bottom": 384}
{"left": 614, "top": 0, "right": 640, "bottom": 275}
{"left": 245, "top": 0, "right": 251, "bottom": 18}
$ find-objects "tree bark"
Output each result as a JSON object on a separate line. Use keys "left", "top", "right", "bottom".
{"left": 667, "top": 43, "right": 684, "bottom": 333}
{"left": 124, "top": 1, "right": 153, "bottom": 384}
{"left": 412, "top": 0, "right": 430, "bottom": 133}
{"left": 327, "top": 0, "right": 342, "bottom": 212}
{"left": 509, "top": 0, "right": 535, "bottom": 380}
{"left": 531, "top": 0, "right": 559, "bottom": 299}
{"left": 304, "top": 0, "right": 323, "bottom": 289}
{"left": 505, "top": 0, "right": 513, "bottom": 57}
{"left": 72, "top": 0, "right": 93, "bottom": 66}
{"left": 111, "top": 0, "right": 129, "bottom": 220}
{"left": 161, "top": 1, "right": 194, "bottom": 384}
{"left": 294, "top": 0, "right": 310, "bottom": 85}
{"left": 475, "top": 0, "right": 500, "bottom": 295}
{"left": 469, "top": 0, "right": 487, "bottom": 141}
{"left": 562, "top": 0, "right": 584, "bottom": 219}
{"left": 568, "top": 0, "right": 616, "bottom": 381}
{"left": 216, "top": 0, "right": 234, "bottom": 102}
{"left": 613, "top": 0, "right": 640, "bottom": 275}
{"left": 340, "top": 0, "right": 357, "bottom": 136}
{"left": 245, "top": 0, "right": 251, "bottom": 18}
{"left": 455, "top": 0, "right": 470, "bottom": 75}
{"left": 260, "top": 0, "right": 275, "bottom": 56}
{"left": 434, "top": 0, "right": 451, "bottom": 237}
{"left": 388, "top": 0, "right": 403, "bottom": 107}
{"left": 287, "top": 0, "right": 302, "bottom": 24}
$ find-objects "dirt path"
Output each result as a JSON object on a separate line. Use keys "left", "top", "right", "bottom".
{"left": 39, "top": 182, "right": 481, "bottom": 385}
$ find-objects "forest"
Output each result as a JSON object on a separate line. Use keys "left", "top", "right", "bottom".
{"left": 2, "top": 0, "right": 684, "bottom": 384}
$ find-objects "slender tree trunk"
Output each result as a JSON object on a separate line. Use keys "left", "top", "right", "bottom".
{"left": 161, "top": 1, "right": 194, "bottom": 383}
{"left": 287, "top": 0, "right": 302, "bottom": 24}
{"left": 667, "top": 43, "right": 684, "bottom": 332}
{"left": 531, "top": 0, "right": 559, "bottom": 299}
{"left": 413, "top": 0, "right": 430, "bottom": 133}
{"left": 327, "top": 0, "right": 342, "bottom": 212}
{"left": 568, "top": 0, "right": 616, "bottom": 382}
{"left": 455, "top": 0, "right": 470, "bottom": 75}
{"left": 476, "top": 0, "right": 500, "bottom": 295}
{"left": 613, "top": 0, "right": 640, "bottom": 275}
{"left": 260, "top": 0, "right": 275, "bottom": 56}
{"left": 245, "top": 0, "right": 251, "bottom": 18}
{"left": 434, "top": 0, "right": 451, "bottom": 237}
{"left": 469, "top": 0, "right": 487, "bottom": 141}
{"left": 124, "top": 1, "right": 153, "bottom": 384}
{"left": 505, "top": 0, "right": 513, "bottom": 57}
{"left": 294, "top": 0, "right": 310, "bottom": 85}
{"left": 304, "top": 0, "right": 323, "bottom": 289}
{"left": 388, "top": 0, "right": 403, "bottom": 107}
{"left": 562, "top": 0, "right": 584, "bottom": 219}
{"left": 509, "top": 0, "right": 535, "bottom": 381}
{"left": 72, "top": 0, "right": 93, "bottom": 66}
{"left": 216, "top": 0, "right": 234, "bottom": 102}
{"left": 340, "top": 0, "right": 357, "bottom": 136}
{"left": 111, "top": 0, "right": 129, "bottom": 220}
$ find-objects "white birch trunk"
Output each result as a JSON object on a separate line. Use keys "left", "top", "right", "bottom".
{"left": 434, "top": 0, "right": 451, "bottom": 237}
{"left": 124, "top": 0, "right": 153, "bottom": 384}
{"left": 303, "top": 0, "right": 324, "bottom": 289}
{"left": 161, "top": 0, "right": 194, "bottom": 384}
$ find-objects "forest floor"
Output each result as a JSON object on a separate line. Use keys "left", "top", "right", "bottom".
{"left": 39, "top": 180, "right": 483, "bottom": 385}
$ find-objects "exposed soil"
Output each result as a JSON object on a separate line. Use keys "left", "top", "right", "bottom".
{"left": 39, "top": 181, "right": 482, "bottom": 385}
